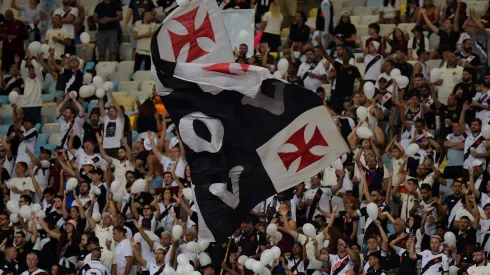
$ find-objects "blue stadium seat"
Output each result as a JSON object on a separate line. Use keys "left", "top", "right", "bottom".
{"left": 0, "top": 96, "right": 9, "bottom": 104}
{"left": 0, "top": 130, "right": 8, "bottom": 137}
{"left": 42, "top": 94, "right": 55, "bottom": 102}
{"left": 2, "top": 116, "right": 13, "bottom": 125}
{"left": 132, "top": 130, "right": 138, "bottom": 142}
{"left": 35, "top": 123, "right": 41, "bottom": 131}
{"left": 37, "top": 133, "right": 49, "bottom": 145}
{"left": 0, "top": 124, "right": 10, "bottom": 132}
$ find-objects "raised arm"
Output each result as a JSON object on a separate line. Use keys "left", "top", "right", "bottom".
{"left": 73, "top": 189, "right": 86, "bottom": 219}
{"left": 130, "top": 238, "right": 147, "bottom": 267}
{"left": 107, "top": 90, "right": 123, "bottom": 118}
{"left": 96, "top": 133, "right": 113, "bottom": 165}
{"left": 28, "top": 164, "right": 44, "bottom": 201}
{"left": 279, "top": 209, "right": 299, "bottom": 239}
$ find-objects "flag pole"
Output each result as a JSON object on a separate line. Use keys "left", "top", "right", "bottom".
{"left": 220, "top": 237, "right": 232, "bottom": 275}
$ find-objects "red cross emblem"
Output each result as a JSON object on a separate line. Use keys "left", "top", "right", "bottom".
{"left": 202, "top": 63, "right": 250, "bottom": 75}
{"left": 278, "top": 124, "right": 328, "bottom": 173}
{"left": 168, "top": 7, "right": 216, "bottom": 62}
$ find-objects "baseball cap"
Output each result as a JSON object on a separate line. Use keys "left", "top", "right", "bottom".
{"left": 102, "top": 212, "right": 112, "bottom": 219}
{"left": 83, "top": 159, "right": 95, "bottom": 167}
{"left": 66, "top": 219, "right": 77, "bottom": 228}
{"left": 61, "top": 53, "right": 70, "bottom": 59}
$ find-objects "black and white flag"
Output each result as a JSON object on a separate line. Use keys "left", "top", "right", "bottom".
{"left": 150, "top": 0, "right": 349, "bottom": 242}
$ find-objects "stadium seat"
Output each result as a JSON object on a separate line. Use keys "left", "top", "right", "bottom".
{"left": 360, "top": 15, "right": 378, "bottom": 25}
{"left": 0, "top": 124, "right": 10, "bottom": 133}
{"left": 42, "top": 94, "right": 55, "bottom": 102}
{"left": 117, "top": 61, "right": 135, "bottom": 75}
{"left": 76, "top": 44, "right": 95, "bottom": 61}
{"left": 344, "top": 0, "right": 366, "bottom": 7}
{"left": 96, "top": 62, "right": 118, "bottom": 77}
{"left": 119, "top": 42, "right": 133, "bottom": 61}
{"left": 37, "top": 133, "right": 49, "bottom": 145}
{"left": 116, "top": 96, "right": 136, "bottom": 112}
{"left": 48, "top": 133, "right": 62, "bottom": 146}
{"left": 280, "top": 28, "right": 290, "bottom": 39}
{"left": 35, "top": 123, "right": 41, "bottom": 131}
{"left": 41, "top": 115, "right": 53, "bottom": 124}
{"left": 129, "top": 91, "right": 152, "bottom": 102}
{"left": 0, "top": 105, "right": 13, "bottom": 118}
{"left": 353, "top": 6, "right": 375, "bottom": 16}
{"left": 356, "top": 25, "right": 369, "bottom": 37}
{"left": 41, "top": 123, "right": 60, "bottom": 134}
{"left": 2, "top": 116, "right": 13, "bottom": 125}
{"left": 334, "top": 6, "right": 351, "bottom": 17}
{"left": 308, "top": 8, "right": 318, "bottom": 18}
{"left": 110, "top": 70, "right": 133, "bottom": 83}
{"left": 349, "top": 16, "right": 361, "bottom": 25}
{"left": 118, "top": 81, "right": 141, "bottom": 92}
{"left": 87, "top": 100, "right": 100, "bottom": 115}
{"left": 86, "top": 6, "right": 95, "bottom": 16}
{"left": 380, "top": 24, "right": 396, "bottom": 34}
{"left": 426, "top": 59, "right": 443, "bottom": 70}
{"left": 140, "top": 81, "right": 155, "bottom": 94}
{"left": 0, "top": 95, "right": 9, "bottom": 104}
{"left": 41, "top": 105, "right": 57, "bottom": 118}
{"left": 132, "top": 71, "right": 153, "bottom": 81}
{"left": 112, "top": 91, "right": 129, "bottom": 97}
{"left": 397, "top": 23, "right": 416, "bottom": 33}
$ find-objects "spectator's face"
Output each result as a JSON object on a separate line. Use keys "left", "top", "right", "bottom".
{"left": 459, "top": 218, "right": 469, "bottom": 230}
{"left": 62, "top": 0, "right": 70, "bottom": 5}
{"left": 239, "top": 45, "right": 248, "bottom": 55}
{"left": 84, "top": 141, "right": 95, "bottom": 152}
{"left": 420, "top": 87, "right": 429, "bottom": 98}
{"left": 203, "top": 267, "right": 215, "bottom": 275}
{"left": 90, "top": 113, "right": 99, "bottom": 125}
{"left": 353, "top": 93, "right": 364, "bottom": 105}
{"left": 81, "top": 234, "right": 88, "bottom": 245}
{"left": 0, "top": 147, "right": 5, "bottom": 159}
{"left": 447, "top": 53, "right": 457, "bottom": 66}
{"left": 155, "top": 249, "right": 165, "bottom": 263}
{"left": 52, "top": 15, "right": 61, "bottom": 27}
{"left": 295, "top": 12, "right": 302, "bottom": 23}
{"left": 452, "top": 182, "right": 462, "bottom": 195}
{"left": 366, "top": 157, "right": 377, "bottom": 169}
{"left": 184, "top": 230, "right": 195, "bottom": 242}
{"left": 368, "top": 256, "right": 378, "bottom": 267}
{"left": 341, "top": 14, "right": 349, "bottom": 24}
{"left": 15, "top": 163, "right": 26, "bottom": 175}
{"left": 5, "top": 10, "right": 14, "bottom": 21}
{"left": 484, "top": 205, "right": 490, "bottom": 218}
{"left": 370, "top": 191, "right": 380, "bottom": 203}
{"left": 436, "top": 227, "right": 445, "bottom": 237}
{"left": 70, "top": 208, "right": 79, "bottom": 219}
{"left": 26, "top": 254, "right": 37, "bottom": 269}
{"left": 63, "top": 108, "right": 74, "bottom": 121}
{"left": 395, "top": 50, "right": 405, "bottom": 61}
{"left": 368, "top": 44, "right": 376, "bottom": 53}
{"left": 80, "top": 182, "right": 89, "bottom": 194}
{"left": 447, "top": 95, "right": 456, "bottom": 107}
{"left": 170, "top": 147, "right": 180, "bottom": 159}
{"left": 163, "top": 189, "right": 172, "bottom": 200}
{"left": 117, "top": 148, "right": 127, "bottom": 161}
{"left": 415, "top": 122, "right": 424, "bottom": 133}
{"left": 0, "top": 215, "right": 9, "bottom": 227}
{"left": 471, "top": 120, "right": 481, "bottom": 133}
{"left": 14, "top": 233, "right": 24, "bottom": 246}
{"left": 70, "top": 58, "right": 80, "bottom": 70}
{"left": 420, "top": 188, "right": 431, "bottom": 201}
{"left": 160, "top": 234, "right": 171, "bottom": 246}
{"left": 337, "top": 239, "right": 347, "bottom": 252}
{"left": 384, "top": 62, "right": 393, "bottom": 73}
{"left": 393, "top": 147, "right": 401, "bottom": 158}
{"left": 126, "top": 173, "right": 136, "bottom": 185}
{"left": 378, "top": 78, "right": 388, "bottom": 89}
{"left": 113, "top": 230, "right": 123, "bottom": 242}
{"left": 313, "top": 48, "right": 322, "bottom": 60}
{"left": 163, "top": 173, "right": 173, "bottom": 185}
{"left": 292, "top": 243, "right": 302, "bottom": 255}
{"left": 416, "top": 165, "right": 428, "bottom": 177}
{"left": 143, "top": 205, "right": 152, "bottom": 216}
{"left": 430, "top": 238, "right": 440, "bottom": 252}
{"left": 51, "top": 265, "right": 58, "bottom": 275}
{"left": 109, "top": 107, "right": 117, "bottom": 119}
{"left": 341, "top": 51, "right": 350, "bottom": 63}
{"left": 444, "top": 20, "right": 453, "bottom": 31}
{"left": 54, "top": 197, "right": 63, "bottom": 209}
{"left": 306, "top": 51, "right": 314, "bottom": 62}
{"left": 336, "top": 47, "right": 344, "bottom": 57}
{"left": 19, "top": 197, "right": 26, "bottom": 206}
{"left": 310, "top": 175, "right": 321, "bottom": 187}
{"left": 462, "top": 71, "right": 471, "bottom": 82}
{"left": 316, "top": 91, "right": 325, "bottom": 100}
{"left": 28, "top": 67, "right": 36, "bottom": 79}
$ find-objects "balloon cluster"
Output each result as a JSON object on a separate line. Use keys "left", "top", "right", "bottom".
{"left": 273, "top": 59, "right": 289, "bottom": 80}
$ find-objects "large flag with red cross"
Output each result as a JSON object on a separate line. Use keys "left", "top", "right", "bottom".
{"left": 150, "top": 0, "right": 349, "bottom": 242}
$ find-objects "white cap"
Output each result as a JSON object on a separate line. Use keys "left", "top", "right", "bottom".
{"left": 472, "top": 159, "right": 484, "bottom": 167}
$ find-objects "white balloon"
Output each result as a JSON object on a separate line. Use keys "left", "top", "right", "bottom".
{"left": 356, "top": 127, "right": 373, "bottom": 139}
{"left": 92, "top": 211, "right": 102, "bottom": 222}
{"left": 390, "top": 68, "right": 401, "bottom": 78}
{"left": 302, "top": 223, "right": 316, "bottom": 238}
{"left": 406, "top": 143, "right": 420, "bottom": 157}
{"left": 66, "top": 178, "right": 78, "bottom": 191}
{"left": 7, "top": 201, "right": 19, "bottom": 214}
{"left": 177, "top": 253, "right": 189, "bottom": 265}
{"left": 430, "top": 68, "right": 442, "bottom": 83}
{"left": 87, "top": 84, "right": 96, "bottom": 96}
{"left": 185, "top": 241, "right": 201, "bottom": 253}
{"left": 31, "top": 203, "right": 41, "bottom": 213}
{"left": 363, "top": 82, "right": 375, "bottom": 99}
{"left": 103, "top": 81, "right": 114, "bottom": 91}
{"left": 176, "top": 0, "right": 189, "bottom": 6}
{"left": 79, "top": 85, "right": 91, "bottom": 98}
{"left": 277, "top": 59, "right": 289, "bottom": 75}
{"left": 71, "top": 90, "right": 78, "bottom": 98}
{"left": 131, "top": 179, "right": 146, "bottom": 194}
{"left": 80, "top": 32, "right": 91, "bottom": 44}
{"left": 112, "top": 191, "right": 124, "bottom": 202}
{"left": 274, "top": 231, "right": 282, "bottom": 241}
{"left": 172, "top": 224, "right": 183, "bottom": 240}
{"left": 244, "top": 259, "right": 256, "bottom": 270}
{"left": 182, "top": 188, "right": 193, "bottom": 201}
{"left": 332, "top": 158, "right": 343, "bottom": 171}
{"left": 366, "top": 202, "right": 378, "bottom": 220}
{"left": 252, "top": 261, "right": 264, "bottom": 273}
{"left": 93, "top": 76, "right": 104, "bottom": 89}
{"left": 483, "top": 125, "right": 490, "bottom": 139}
{"left": 162, "top": 266, "right": 176, "bottom": 275}
{"left": 266, "top": 224, "right": 277, "bottom": 236}
{"left": 356, "top": 106, "right": 368, "bottom": 121}
{"left": 190, "top": 272, "right": 201, "bottom": 275}
{"left": 312, "top": 272, "right": 323, "bottom": 275}
{"left": 111, "top": 180, "right": 121, "bottom": 192}
{"left": 28, "top": 41, "right": 42, "bottom": 55}
{"left": 396, "top": 75, "right": 409, "bottom": 88}
{"left": 83, "top": 73, "right": 93, "bottom": 85}
{"left": 341, "top": 153, "right": 347, "bottom": 163}
{"left": 444, "top": 231, "right": 456, "bottom": 246}
{"left": 20, "top": 205, "right": 31, "bottom": 219}
{"left": 181, "top": 264, "right": 194, "bottom": 274}
{"left": 449, "top": 266, "right": 459, "bottom": 275}
{"left": 199, "top": 252, "right": 212, "bottom": 266}
{"left": 96, "top": 88, "right": 106, "bottom": 99}
{"left": 197, "top": 239, "right": 209, "bottom": 251}
{"left": 36, "top": 211, "right": 46, "bottom": 220}
{"left": 260, "top": 250, "right": 274, "bottom": 265}
{"left": 271, "top": 246, "right": 281, "bottom": 259}
{"left": 238, "top": 255, "right": 248, "bottom": 265}
{"left": 8, "top": 91, "right": 19, "bottom": 105}
{"left": 41, "top": 44, "right": 50, "bottom": 55}
{"left": 273, "top": 70, "right": 283, "bottom": 79}
{"left": 9, "top": 214, "right": 19, "bottom": 224}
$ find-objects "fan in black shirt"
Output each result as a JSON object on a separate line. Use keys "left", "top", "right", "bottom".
{"left": 421, "top": 8, "right": 461, "bottom": 53}
{"left": 238, "top": 219, "right": 267, "bottom": 258}
{"left": 389, "top": 234, "right": 417, "bottom": 275}
{"left": 452, "top": 69, "right": 476, "bottom": 107}
{"left": 456, "top": 39, "right": 482, "bottom": 78}
{"left": 288, "top": 11, "right": 310, "bottom": 45}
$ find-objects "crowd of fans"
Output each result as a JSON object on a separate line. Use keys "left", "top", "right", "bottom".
{"left": 3, "top": 0, "right": 490, "bottom": 274}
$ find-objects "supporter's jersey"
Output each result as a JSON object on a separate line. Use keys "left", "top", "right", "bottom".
{"left": 329, "top": 254, "right": 354, "bottom": 275}
{"left": 417, "top": 250, "right": 449, "bottom": 275}
{"left": 81, "top": 260, "right": 110, "bottom": 275}
{"left": 479, "top": 218, "right": 490, "bottom": 252}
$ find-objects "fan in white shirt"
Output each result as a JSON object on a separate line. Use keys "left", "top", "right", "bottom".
{"left": 112, "top": 226, "right": 133, "bottom": 275}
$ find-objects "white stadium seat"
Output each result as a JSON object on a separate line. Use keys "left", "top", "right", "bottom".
{"left": 42, "top": 123, "right": 60, "bottom": 134}
{"left": 132, "top": 71, "right": 153, "bottom": 81}
{"left": 48, "top": 133, "right": 62, "bottom": 146}
{"left": 140, "top": 80, "right": 155, "bottom": 94}
{"left": 118, "top": 81, "right": 141, "bottom": 92}
{"left": 353, "top": 6, "right": 375, "bottom": 16}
